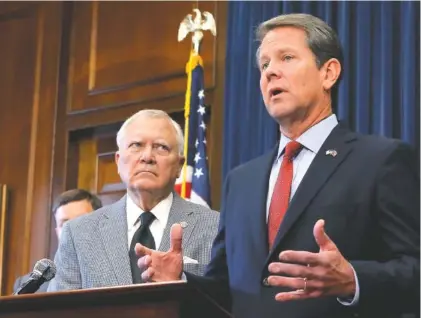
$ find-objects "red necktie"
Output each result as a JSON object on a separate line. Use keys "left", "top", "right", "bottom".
{"left": 268, "top": 141, "right": 302, "bottom": 248}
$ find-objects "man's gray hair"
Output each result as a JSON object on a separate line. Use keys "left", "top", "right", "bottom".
{"left": 116, "top": 109, "right": 184, "bottom": 155}
{"left": 255, "top": 13, "right": 344, "bottom": 84}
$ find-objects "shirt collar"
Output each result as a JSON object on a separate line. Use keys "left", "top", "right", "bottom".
{"left": 126, "top": 192, "right": 173, "bottom": 227}
{"left": 277, "top": 114, "right": 339, "bottom": 159}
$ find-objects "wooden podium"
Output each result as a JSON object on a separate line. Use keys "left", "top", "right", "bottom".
{"left": 0, "top": 281, "right": 232, "bottom": 318}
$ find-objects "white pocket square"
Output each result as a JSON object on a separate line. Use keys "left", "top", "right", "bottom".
{"left": 183, "top": 256, "right": 199, "bottom": 264}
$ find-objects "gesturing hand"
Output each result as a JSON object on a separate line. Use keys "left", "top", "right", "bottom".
{"left": 267, "top": 219, "right": 356, "bottom": 302}
{"left": 135, "top": 223, "right": 184, "bottom": 282}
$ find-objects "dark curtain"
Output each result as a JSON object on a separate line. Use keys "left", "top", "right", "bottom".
{"left": 222, "top": 2, "right": 280, "bottom": 179}
{"left": 222, "top": 1, "right": 420, "bottom": 181}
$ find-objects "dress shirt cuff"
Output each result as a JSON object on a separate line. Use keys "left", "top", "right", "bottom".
{"left": 337, "top": 265, "right": 360, "bottom": 306}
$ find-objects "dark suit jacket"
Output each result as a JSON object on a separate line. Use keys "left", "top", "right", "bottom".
{"left": 13, "top": 274, "right": 49, "bottom": 294}
{"left": 187, "top": 125, "right": 420, "bottom": 318}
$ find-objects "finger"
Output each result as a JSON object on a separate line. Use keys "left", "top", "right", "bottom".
{"left": 268, "top": 262, "right": 315, "bottom": 279}
{"left": 313, "top": 219, "right": 337, "bottom": 252}
{"left": 169, "top": 223, "right": 183, "bottom": 253}
{"left": 135, "top": 243, "right": 153, "bottom": 257}
{"left": 141, "top": 267, "right": 155, "bottom": 282}
{"left": 275, "top": 289, "right": 322, "bottom": 302}
{"left": 267, "top": 276, "right": 309, "bottom": 290}
{"left": 268, "top": 275, "right": 325, "bottom": 290}
{"left": 279, "top": 250, "right": 321, "bottom": 266}
{"left": 137, "top": 255, "right": 152, "bottom": 270}
{"left": 137, "top": 256, "right": 146, "bottom": 270}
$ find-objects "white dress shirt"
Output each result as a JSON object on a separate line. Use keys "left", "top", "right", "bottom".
{"left": 266, "top": 114, "right": 339, "bottom": 218}
{"left": 266, "top": 114, "right": 360, "bottom": 306}
{"left": 126, "top": 192, "right": 173, "bottom": 249}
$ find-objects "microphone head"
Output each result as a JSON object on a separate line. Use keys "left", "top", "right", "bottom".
{"left": 31, "top": 258, "right": 56, "bottom": 282}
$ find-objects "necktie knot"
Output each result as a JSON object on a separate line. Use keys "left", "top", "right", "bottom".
{"left": 140, "top": 211, "right": 155, "bottom": 227}
{"left": 284, "top": 141, "right": 302, "bottom": 160}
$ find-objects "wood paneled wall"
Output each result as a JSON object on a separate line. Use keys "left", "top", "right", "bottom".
{"left": 0, "top": 1, "right": 227, "bottom": 295}
{"left": 0, "top": 2, "right": 62, "bottom": 295}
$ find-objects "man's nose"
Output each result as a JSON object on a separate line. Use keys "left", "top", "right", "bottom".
{"left": 264, "top": 62, "right": 280, "bottom": 80}
{"left": 139, "top": 146, "right": 155, "bottom": 163}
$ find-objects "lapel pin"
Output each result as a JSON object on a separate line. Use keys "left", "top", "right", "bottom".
{"left": 179, "top": 221, "right": 188, "bottom": 228}
{"left": 325, "top": 149, "right": 338, "bottom": 157}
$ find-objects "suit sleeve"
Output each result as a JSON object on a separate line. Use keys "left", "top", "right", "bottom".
{"left": 351, "top": 141, "right": 420, "bottom": 312}
{"left": 183, "top": 209, "right": 220, "bottom": 276}
{"left": 185, "top": 173, "right": 232, "bottom": 311}
{"left": 47, "top": 222, "right": 82, "bottom": 291}
{"left": 204, "top": 174, "right": 230, "bottom": 282}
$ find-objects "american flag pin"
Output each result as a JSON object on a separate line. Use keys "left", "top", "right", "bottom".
{"left": 325, "top": 149, "right": 338, "bottom": 157}
{"left": 180, "top": 221, "right": 188, "bottom": 228}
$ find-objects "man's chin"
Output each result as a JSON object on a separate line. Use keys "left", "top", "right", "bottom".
{"left": 129, "top": 180, "right": 159, "bottom": 192}
{"left": 266, "top": 105, "right": 299, "bottom": 122}
{"left": 270, "top": 112, "right": 295, "bottom": 124}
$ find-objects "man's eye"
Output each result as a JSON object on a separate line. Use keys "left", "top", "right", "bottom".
{"left": 261, "top": 61, "right": 269, "bottom": 71}
{"left": 283, "top": 55, "right": 293, "bottom": 61}
{"left": 155, "top": 144, "right": 170, "bottom": 151}
{"left": 128, "top": 142, "right": 143, "bottom": 151}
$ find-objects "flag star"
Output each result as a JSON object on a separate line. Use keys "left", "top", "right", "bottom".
{"left": 194, "top": 168, "right": 204, "bottom": 178}
{"left": 194, "top": 152, "right": 201, "bottom": 163}
{"left": 200, "top": 121, "right": 206, "bottom": 130}
{"left": 195, "top": 139, "right": 199, "bottom": 147}
{"left": 198, "top": 105, "right": 206, "bottom": 115}
{"left": 203, "top": 138, "right": 207, "bottom": 144}
{"left": 198, "top": 90, "right": 205, "bottom": 99}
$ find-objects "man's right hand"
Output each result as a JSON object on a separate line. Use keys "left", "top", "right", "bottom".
{"left": 135, "top": 223, "right": 184, "bottom": 282}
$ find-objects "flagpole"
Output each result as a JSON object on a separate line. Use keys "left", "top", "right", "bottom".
{"left": 181, "top": 52, "right": 194, "bottom": 198}
{"left": 177, "top": 8, "right": 217, "bottom": 199}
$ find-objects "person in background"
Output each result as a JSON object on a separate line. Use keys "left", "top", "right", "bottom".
{"left": 13, "top": 189, "right": 102, "bottom": 293}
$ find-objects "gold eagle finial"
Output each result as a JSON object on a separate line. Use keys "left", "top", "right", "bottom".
{"left": 178, "top": 9, "right": 217, "bottom": 54}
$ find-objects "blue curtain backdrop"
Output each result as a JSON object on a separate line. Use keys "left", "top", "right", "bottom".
{"left": 222, "top": 1, "right": 420, "bottom": 182}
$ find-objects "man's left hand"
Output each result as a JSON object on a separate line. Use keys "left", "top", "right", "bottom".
{"left": 267, "top": 219, "right": 356, "bottom": 302}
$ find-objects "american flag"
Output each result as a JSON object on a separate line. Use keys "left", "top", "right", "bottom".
{"left": 174, "top": 55, "right": 211, "bottom": 207}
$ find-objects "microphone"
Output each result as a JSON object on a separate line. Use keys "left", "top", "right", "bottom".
{"left": 14, "top": 258, "right": 56, "bottom": 295}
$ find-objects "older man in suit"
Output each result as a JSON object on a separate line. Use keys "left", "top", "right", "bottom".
{"left": 48, "top": 109, "right": 219, "bottom": 291}
{"left": 134, "top": 13, "right": 419, "bottom": 318}
{"left": 13, "top": 189, "right": 102, "bottom": 293}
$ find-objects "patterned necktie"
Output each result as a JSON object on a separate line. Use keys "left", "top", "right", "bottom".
{"left": 129, "top": 211, "right": 156, "bottom": 284}
{"left": 268, "top": 141, "right": 302, "bottom": 249}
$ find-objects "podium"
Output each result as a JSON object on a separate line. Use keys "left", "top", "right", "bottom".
{"left": 0, "top": 281, "right": 232, "bottom": 318}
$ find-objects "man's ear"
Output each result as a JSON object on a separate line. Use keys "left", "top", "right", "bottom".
{"left": 177, "top": 156, "right": 186, "bottom": 178}
{"left": 115, "top": 151, "right": 121, "bottom": 174}
{"left": 322, "top": 58, "right": 341, "bottom": 91}
{"left": 115, "top": 151, "right": 120, "bottom": 164}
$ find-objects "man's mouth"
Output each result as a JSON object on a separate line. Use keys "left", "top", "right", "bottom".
{"left": 136, "top": 170, "right": 156, "bottom": 176}
{"left": 269, "top": 88, "right": 284, "bottom": 98}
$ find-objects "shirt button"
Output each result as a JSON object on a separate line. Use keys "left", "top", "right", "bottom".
{"left": 262, "top": 278, "right": 269, "bottom": 286}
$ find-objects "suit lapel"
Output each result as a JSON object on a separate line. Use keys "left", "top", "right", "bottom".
{"left": 267, "top": 125, "right": 357, "bottom": 260}
{"left": 99, "top": 196, "right": 133, "bottom": 285}
{"left": 159, "top": 193, "right": 198, "bottom": 252}
{"left": 246, "top": 146, "right": 279, "bottom": 258}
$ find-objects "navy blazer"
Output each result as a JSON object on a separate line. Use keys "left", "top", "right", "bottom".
{"left": 188, "top": 125, "right": 420, "bottom": 318}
